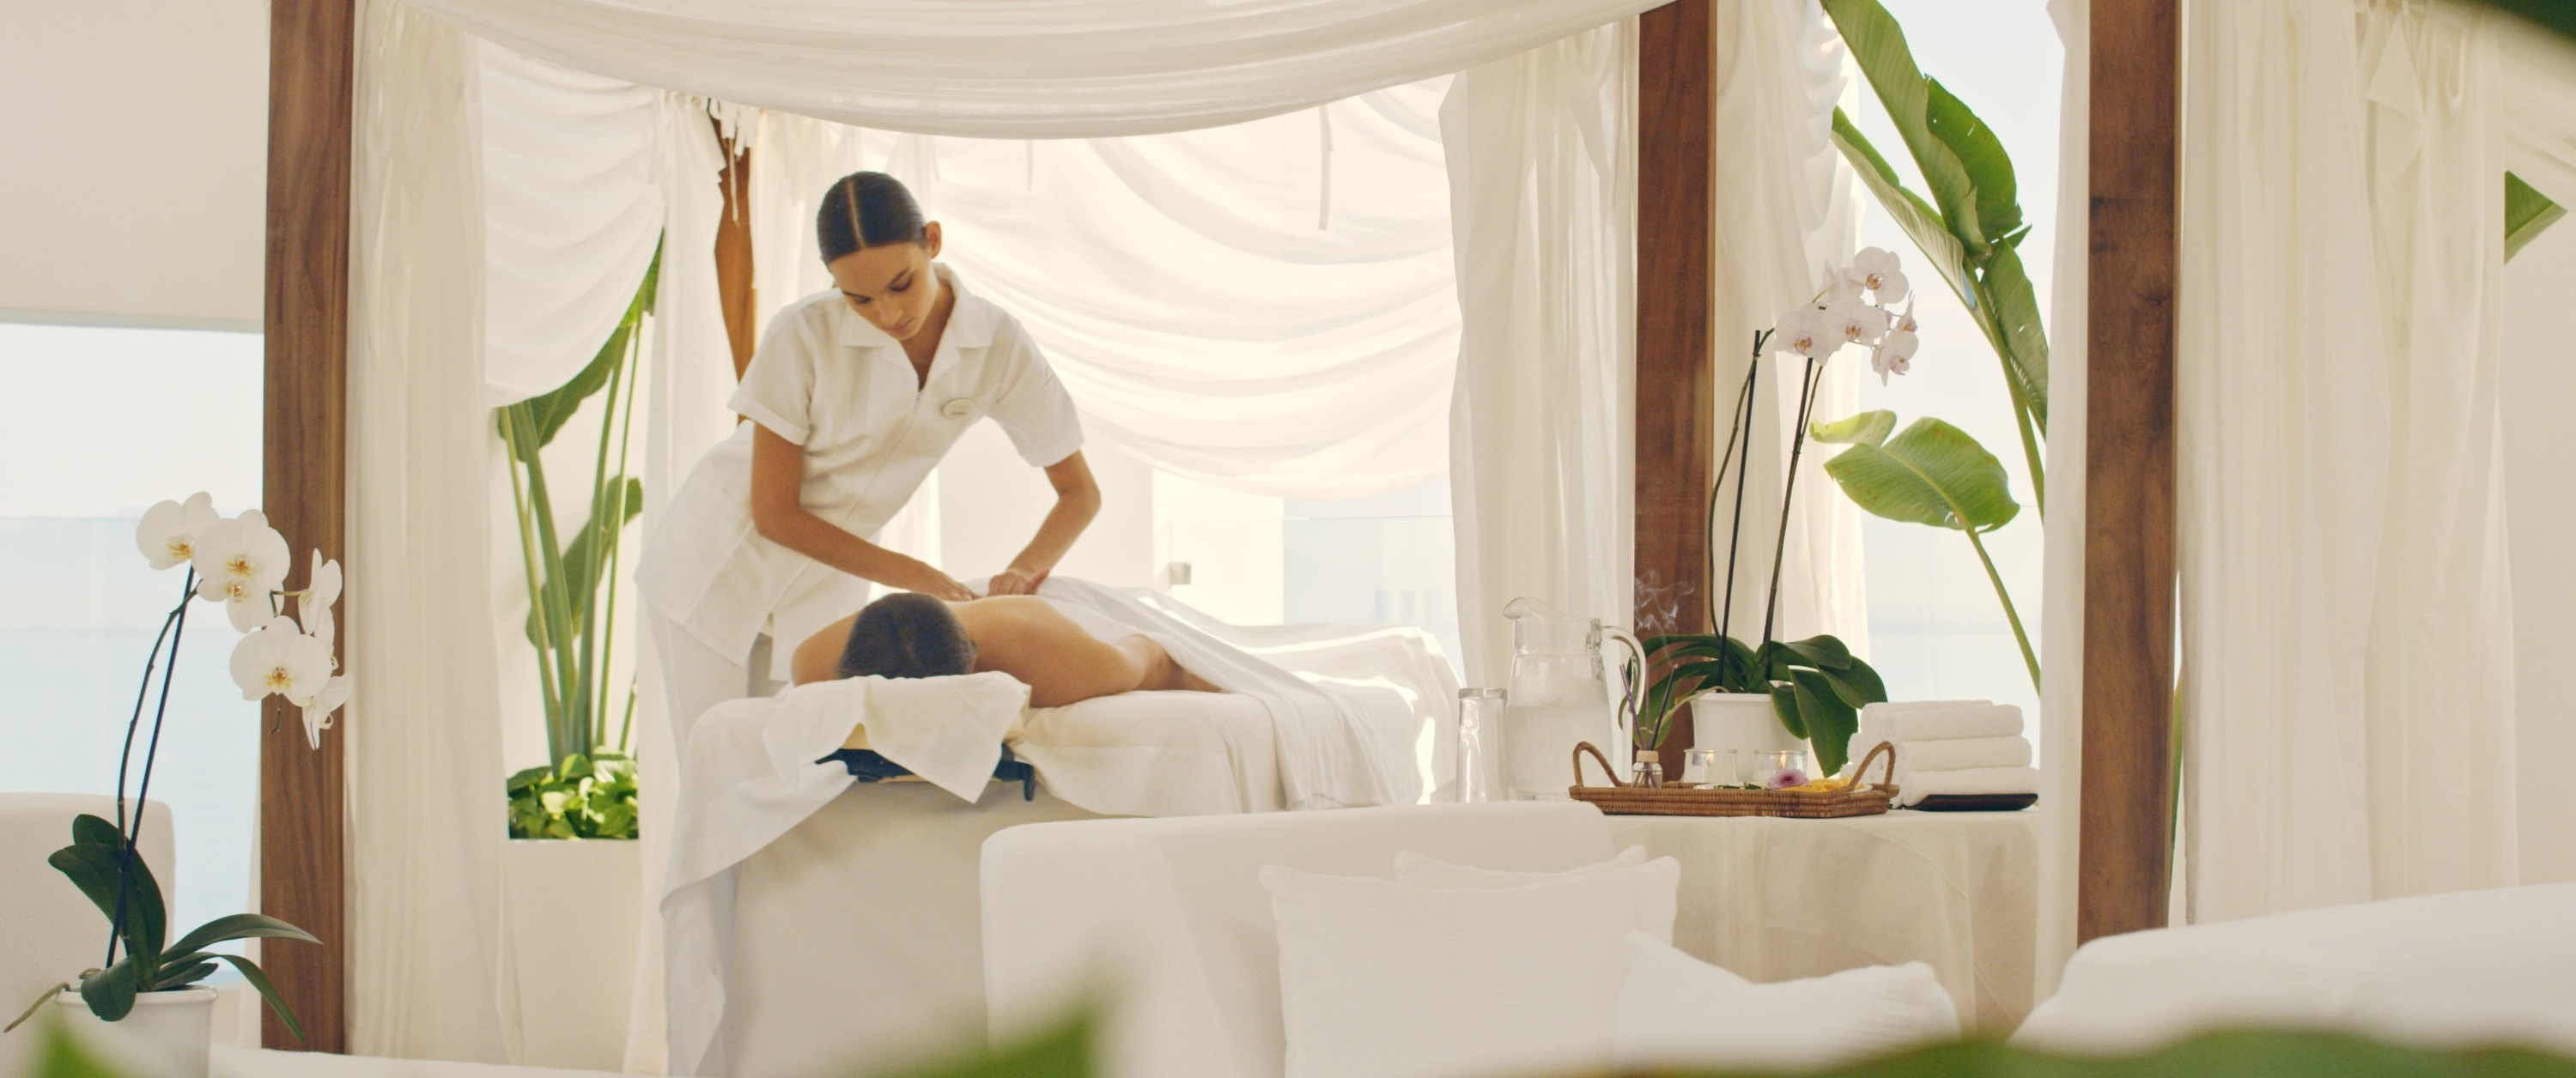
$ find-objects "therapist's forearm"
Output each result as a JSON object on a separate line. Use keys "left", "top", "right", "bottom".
{"left": 1008, "top": 487, "right": 1101, "bottom": 575}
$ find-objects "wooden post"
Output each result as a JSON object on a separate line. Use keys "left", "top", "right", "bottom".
{"left": 713, "top": 119, "right": 757, "bottom": 379}
{"left": 1636, "top": 0, "right": 1716, "bottom": 772}
{"left": 2079, "top": 0, "right": 2179, "bottom": 943}
{"left": 261, "top": 0, "right": 352, "bottom": 1051}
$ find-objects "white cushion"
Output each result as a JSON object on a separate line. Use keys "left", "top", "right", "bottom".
{"left": 2013, "top": 882, "right": 2576, "bottom": 1056}
{"left": 1612, "top": 933, "right": 1959, "bottom": 1071}
{"left": 981, "top": 802, "right": 1619, "bottom": 1078}
{"left": 1261, "top": 855, "right": 1680, "bottom": 1078}
{"left": 1394, "top": 845, "right": 1647, "bottom": 887}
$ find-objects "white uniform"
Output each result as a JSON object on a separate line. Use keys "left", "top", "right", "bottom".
{"left": 637, "top": 264, "right": 1084, "bottom": 739}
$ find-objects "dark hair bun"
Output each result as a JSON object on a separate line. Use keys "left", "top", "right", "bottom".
{"left": 817, "top": 172, "right": 927, "bottom": 263}
{"left": 837, "top": 591, "right": 975, "bottom": 681}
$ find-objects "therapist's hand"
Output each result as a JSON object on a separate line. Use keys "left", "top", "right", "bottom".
{"left": 987, "top": 566, "right": 1050, "bottom": 597}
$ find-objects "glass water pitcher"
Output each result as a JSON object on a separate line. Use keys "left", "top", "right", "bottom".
{"left": 1498, "top": 597, "right": 1641, "bottom": 800}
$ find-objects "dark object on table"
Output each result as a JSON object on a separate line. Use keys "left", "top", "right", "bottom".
{"left": 816, "top": 746, "right": 1038, "bottom": 801}
{"left": 1910, "top": 792, "right": 2038, "bottom": 812}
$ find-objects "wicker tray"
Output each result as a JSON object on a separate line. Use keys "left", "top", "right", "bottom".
{"left": 1566, "top": 740, "right": 1899, "bottom": 818}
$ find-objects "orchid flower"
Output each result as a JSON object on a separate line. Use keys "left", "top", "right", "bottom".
{"left": 1874, "top": 330, "right": 1921, "bottom": 384}
{"left": 192, "top": 512, "right": 293, "bottom": 633}
{"left": 230, "top": 615, "right": 331, "bottom": 705}
{"left": 1826, "top": 299, "right": 1891, "bottom": 347}
{"left": 1765, "top": 306, "right": 1835, "bottom": 358}
{"left": 136, "top": 493, "right": 220, "bottom": 572}
{"left": 1852, "top": 246, "right": 1909, "bottom": 305}
{"left": 298, "top": 551, "right": 342, "bottom": 648}
{"left": 299, "top": 676, "right": 351, "bottom": 749}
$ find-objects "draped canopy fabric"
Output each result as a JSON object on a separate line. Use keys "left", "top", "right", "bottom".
{"left": 401, "top": 0, "right": 1668, "bottom": 138}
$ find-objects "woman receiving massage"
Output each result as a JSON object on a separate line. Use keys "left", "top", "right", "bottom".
{"left": 639, "top": 170, "right": 1127, "bottom": 739}
{"left": 789, "top": 591, "right": 1222, "bottom": 706}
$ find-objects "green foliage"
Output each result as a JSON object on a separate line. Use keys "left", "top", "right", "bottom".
{"left": 7, "top": 815, "right": 314, "bottom": 1039}
{"left": 498, "top": 244, "right": 659, "bottom": 789}
{"left": 1641, "top": 633, "right": 1887, "bottom": 775}
{"left": 507, "top": 751, "right": 640, "bottom": 839}
{"left": 2507, "top": 172, "right": 2567, "bottom": 263}
{"left": 1814, "top": 411, "right": 2039, "bottom": 693}
{"left": 1821, "top": 0, "right": 2050, "bottom": 513}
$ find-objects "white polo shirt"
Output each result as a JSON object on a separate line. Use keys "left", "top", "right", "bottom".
{"left": 637, "top": 264, "right": 1084, "bottom": 672}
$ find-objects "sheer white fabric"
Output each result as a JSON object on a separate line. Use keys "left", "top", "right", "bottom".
{"left": 479, "top": 41, "right": 664, "bottom": 406}
{"left": 2177, "top": 0, "right": 2518, "bottom": 926}
{"left": 1439, "top": 21, "right": 1637, "bottom": 689}
{"left": 1705, "top": 0, "right": 1865, "bottom": 650}
{"left": 346, "top": 0, "right": 514, "bottom": 1060}
{"left": 737, "top": 88, "right": 1458, "bottom": 497}
{"left": 2034, "top": 0, "right": 2089, "bottom": 1002}
{"left": 397, "top": 0, "right": 1667, "bottom": 139}
{"left": 2500, "top": 21, "right": 2576, "bottom": 204}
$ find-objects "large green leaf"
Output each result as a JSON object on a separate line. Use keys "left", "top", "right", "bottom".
{"left": 1790, "top": 669, "right": 1862, "bottom": 775}
{"left": 162, "top": 913, "right": 319, "bottom": 962}
{"left": 1818, "top": 416, "right": 2020, "bottom": 533}
{"left": 1809, "top": 409, "right": 1897, "bottom": 447}
{"left": 1982, "top": 240, "right": 2051, "bottom": 432}
{"left": 50, "top": 838, "right": 165, "bottom": 966}
{"left": 70, "top": 815, "right": 120, "bottom": 850}
{"left": 524, "top": 475, "right": 646, "bottom": 646}
{"left": 2507, "top": 171, "right": 2567, "bottom": 263}
{"left": 75, "top": 960, "right": 140, "bottom": 1023}
{"left": 1832, "top": 112, "right": 1978, "bottom": 309}
{"left": 209, "top": 954, "right": 303, "bottom": 1042}
{"left": 1821, "top": 0, "right": 1988, "bottom": 257}
{"left": 1924, "top": 77, "right": 2022, "bottom": 243}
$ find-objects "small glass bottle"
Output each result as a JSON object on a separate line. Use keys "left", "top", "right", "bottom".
{"left": 1455, "top": 688, "right": 1507, "bottom": 802}
{"left": 1631, "top": 747, "right": 1665, "bottom": 789}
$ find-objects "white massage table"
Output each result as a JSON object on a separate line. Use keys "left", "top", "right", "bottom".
{"left": 699, "top": 690, "right": 1297, "bottom": 1078}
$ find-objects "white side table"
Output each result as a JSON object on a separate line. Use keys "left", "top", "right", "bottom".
{"left": 1607, "top": 808, "right": 2038, "bottom": 1032}
{"left": 215, "top": 1048, "right": 623, "bottom": 1078}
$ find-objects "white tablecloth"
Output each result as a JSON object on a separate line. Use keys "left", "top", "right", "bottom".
{"left": 1607, "top": 808, "right": 2038, "bottom": 1032}
{"left": 214, "top": 1048, "right": 621, "bottom": 1078}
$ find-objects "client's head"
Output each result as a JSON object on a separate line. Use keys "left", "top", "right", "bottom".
{"left": 836, "top": 592, "right": 975, "bottom": 681}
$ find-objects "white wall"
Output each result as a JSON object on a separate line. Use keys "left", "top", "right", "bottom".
{"left": 2503, "top": 221, "right": 2576, "bottom": 884}
{"left": 0, "top": 0, "right": 269, "bottom": 330}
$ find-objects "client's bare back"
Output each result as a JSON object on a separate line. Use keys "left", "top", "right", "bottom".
{"left": 792, "top": 594, "right": 1219, "bottom": 707}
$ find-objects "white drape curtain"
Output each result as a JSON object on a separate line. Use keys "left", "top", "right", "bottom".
{"left": 1705, "top": 0, "right": 1865, "bottom": 651}
{"left": 2033, "top": 0, "right": 2089, "bottom": 1002}
{"left": 2176, "top": 0, "right": 2518, "bottom": 925}
{"left": 737, "top": 88, "right": 1458, "bottom": 498}
{"left": 1439, "top": 21, "right": 1637, "bottom": 689}
{"left": 346, "top": 0, "right": 515, "bottom": 1060}
{"left": 392, "top": 0, "right": 1668, "bottom": 138}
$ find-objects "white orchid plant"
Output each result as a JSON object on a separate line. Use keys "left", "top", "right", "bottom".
{"left": 3, "top": 494, "right": 343, "bottom": 1037}
{"left": 1764, "top": 246, "right": 1921, "bottom": 383}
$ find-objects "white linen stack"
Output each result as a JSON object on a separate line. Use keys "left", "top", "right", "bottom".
{"left": 1847, "top": 700, "right": 2038, "bottom": 808}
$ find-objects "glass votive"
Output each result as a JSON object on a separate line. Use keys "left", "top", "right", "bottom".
{"left": 1680, "top": 748, "right": 1716, "bottom": 785}
{"left": 1749, "top": 748, "right": 1811, "bottom": 790}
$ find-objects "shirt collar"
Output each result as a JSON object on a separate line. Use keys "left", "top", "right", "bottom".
{"left": 828, "top": 262, "right": 999, "bottom": 352}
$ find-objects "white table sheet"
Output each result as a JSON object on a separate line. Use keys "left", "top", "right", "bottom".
{"left": 1607, "top": 808, "right": 2038, "bottom": 1033}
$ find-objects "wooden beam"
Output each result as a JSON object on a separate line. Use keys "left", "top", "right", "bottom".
{"left": 713, "top": 119, "right": 757, "bottom": 379}
{"left": 2079, "top": 0, "right": 2179, "bottom": 944}
{"left": 262, "top": 0, "right": 353, "bottom": 1051}
{"left": 1637, "top": 0, "right": 1716, "bottom": 772}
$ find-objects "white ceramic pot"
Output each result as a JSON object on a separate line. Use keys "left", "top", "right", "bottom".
{"left": 1690, "top": 693, "right": 1808, "bottom": 761}
{"left": 52, "top": 987, "right": 215, "bottom": 1078}
{"left": 501, "top": 838, "right": 642, "bottom": 1071}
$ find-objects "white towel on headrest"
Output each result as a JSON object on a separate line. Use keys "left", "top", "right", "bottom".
{"left": 1899, "top": 766, "right": 2040, "bottom": 806}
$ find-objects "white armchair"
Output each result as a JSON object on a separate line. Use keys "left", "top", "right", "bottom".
{"left": 0, "top": 794, "right": 175, "bottom": 1078}
{"left": 979, "top": 802, "right": 1617, "bottom": 1078}
{"left": 2015, "top": 881, "right": 2576, "bottom": 1056}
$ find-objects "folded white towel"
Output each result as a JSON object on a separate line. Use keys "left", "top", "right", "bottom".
{"left": 1864, "top": 701, "right": 2023, "bottom": 742}
{"left": 1902, "top": 736, "right": 2032, "bottom": 773}
{"left": 1899, "top": 766, "right": 2040, "bottom": 806}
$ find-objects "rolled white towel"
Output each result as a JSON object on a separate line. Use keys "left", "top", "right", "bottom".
{"left": 1902, "top": 736, "right": 2032, "bottom": 773}
{"left": 1899, "top": 766, "right": 2040, "bottom": 806}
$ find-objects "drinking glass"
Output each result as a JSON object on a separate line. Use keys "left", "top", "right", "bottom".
{"left": 1455, "top": 688, "right": 1506, "bottom": 802}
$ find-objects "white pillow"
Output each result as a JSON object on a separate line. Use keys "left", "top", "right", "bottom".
{"left": 1612, "top": 933, "right": 1960, "bottom": 1072}
{"left": 1393, "top": 845, "right": 1650, "bottom": 888}
{"left": 1261, "top": 857, "right": 1680, "bottom": 1078}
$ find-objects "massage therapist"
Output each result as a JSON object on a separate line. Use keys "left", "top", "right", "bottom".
{"left": 637, "top": 171, "right": 1098, "bottom": 737}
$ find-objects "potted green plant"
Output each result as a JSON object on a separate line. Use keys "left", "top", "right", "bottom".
{"left": 490, "top": 252, "right": 656, "bottom": 1069}
{"left": 6, "top": 495, "right": 339, "bottom": 1075}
